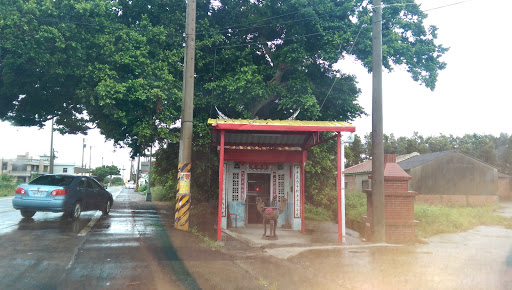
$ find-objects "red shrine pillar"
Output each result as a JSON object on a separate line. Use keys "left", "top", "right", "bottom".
{"left": 363, "top": 154, "right": 419, "bottom": 243}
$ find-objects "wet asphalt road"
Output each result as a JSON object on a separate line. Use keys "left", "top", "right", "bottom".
{"left": 0, "top": 188, "right": 199, "bottom": 289}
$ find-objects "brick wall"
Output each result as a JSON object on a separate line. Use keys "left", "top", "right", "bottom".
{"left": 415, "top": 195, "right": 442, "bottom": 205}
{"left": 415, "top": 194, "right": 497, "bottom": 206}
{"left": 468, "top": 195, "right": 498, "bottom": 206}
{"left": 384, "top": 180, "right": 409, "bottom": 193}
{"left": 498, "top": 178, "right": 512, "bottom": 201}
{"left": 385, "top": 195, "right": 415, "bottom": 220}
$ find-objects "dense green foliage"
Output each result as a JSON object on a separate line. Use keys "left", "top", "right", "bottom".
{"left": 304, "top": 203, "right": 333, "bottom": 221}
{"left": 1, "top": 0, "right": 446, "bottom": 156}
{"left": 91, "top": 165, "right": 120, "bottom": 183}
{"left": 0, "top": 174, "right": 17, "bottom": 197}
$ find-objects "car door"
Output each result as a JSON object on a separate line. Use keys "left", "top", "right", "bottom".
{"left": 76, "top": 177, "right": 94, "bottom": 210}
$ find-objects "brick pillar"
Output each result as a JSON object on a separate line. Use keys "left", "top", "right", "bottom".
{"left": 363, "top": 154, "right": 418, "bottom": 243}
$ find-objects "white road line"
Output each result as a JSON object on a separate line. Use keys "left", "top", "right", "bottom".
{"left": 77, "top": 188, "right": 123, "bottom": 237}
{"left": 0, "top": 208, "right": 16, "bottom": 213}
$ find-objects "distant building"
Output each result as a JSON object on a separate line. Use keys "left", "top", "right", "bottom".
{"left": 0, "top": 153, "right": 76, "bottom": 183}
{"left": 345, "top": 150, "right": 500, "bottom": 206}
{"left": 53, "top": 162, "right": 76, "bottom": 174}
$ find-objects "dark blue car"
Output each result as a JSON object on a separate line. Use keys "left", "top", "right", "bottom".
{"left": 12, "top": 174, "right": 113, "bottom": 219}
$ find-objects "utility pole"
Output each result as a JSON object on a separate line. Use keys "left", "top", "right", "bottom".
{"left": 174, "top": 0, "right": 196, "bottom": 231}
{"left": 371, "top": 0, "right": 385, "bottom": 242}
{"left": 89, "top": 146, "right": 93, "bottom": 176}
{"left": 81, "top": 138, "right": 85, "bottom": 175}
{"left": 146, "top": 146, "right": 152, "bottom": 202}
{"left": 49, "top": 119, "right": 54, "bottom": 174}
{"left": 136, "top": 155, "right": 141, "bottom": 191}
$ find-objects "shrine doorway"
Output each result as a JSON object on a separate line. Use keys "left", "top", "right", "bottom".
{"left": 246, "top": 173, "right": 271, "bottom": 224}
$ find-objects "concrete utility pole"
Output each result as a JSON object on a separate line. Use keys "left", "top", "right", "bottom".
{"left": 49, "top": 119, "right": 54, "bottom": 174}
{"left": 371, "top": 0, "right": 386, "bottom": 242}
{"left": 81, "top": 138, "right": 85, "bottom": 175}
{"left": 146, "top": 146, "right": 152, "bottom": 202}
{"left": 174, "top": 0, "right": 197, "bottom": 231}
{"left": 136, "top": 155, "right": 141, "bottom": 191}
{"left": 89, "top": 146, "right": 93, "bottom": 176}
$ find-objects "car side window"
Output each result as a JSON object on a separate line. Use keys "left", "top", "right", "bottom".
{"left": 88, "top": 179, "right": 103, "bottom": 190}
{"left": 78, "top": 178, "right": 89, "bottom": 189}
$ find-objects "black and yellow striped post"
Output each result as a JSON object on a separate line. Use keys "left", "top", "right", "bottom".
{"left": 174, "top": 162, "right": 191, "bottom": 231}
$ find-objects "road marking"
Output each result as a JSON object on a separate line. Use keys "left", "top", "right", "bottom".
{"left": 0, "top": 208, "right": 16, "bottom": 213}
{"left": 77, "top": 188, "right": 123, "bottom": 237}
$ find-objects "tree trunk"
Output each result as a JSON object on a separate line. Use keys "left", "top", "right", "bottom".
{"left": 250, "top": 62, "right": 289, "bottom": 118}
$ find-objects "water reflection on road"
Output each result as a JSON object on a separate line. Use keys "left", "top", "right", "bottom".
{"left": 290, "top": 225, "right": 512, "bottom": 289}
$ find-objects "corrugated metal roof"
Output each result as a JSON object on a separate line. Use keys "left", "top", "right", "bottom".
{"left": 209, "top": 118, "right": 355, "bottom": 149}
{"left": 208, "top": 118, "right": 354, "bottom": 128}
{"left": 398, "top": 151, "right": 454, "bottom": 171}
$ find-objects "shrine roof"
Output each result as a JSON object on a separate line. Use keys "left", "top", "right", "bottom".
{"left": 208, "top": 118, "right": 355, "bottom": 150}
{"left": 207, "top": 118, "right": 355, "bottom": 132}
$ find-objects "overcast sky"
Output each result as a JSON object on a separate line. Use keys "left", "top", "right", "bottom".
{"left": 346, "top": 0, "right": 512, "bottom": 138}
{"left": 1, "top": 0, "right": 510, "bottom": 171}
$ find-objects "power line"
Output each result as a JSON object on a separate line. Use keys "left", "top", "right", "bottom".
{"left": 317, "top": 0, "right": 472, "bottom": 117}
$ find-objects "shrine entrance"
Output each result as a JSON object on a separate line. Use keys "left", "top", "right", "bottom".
{"left": 246, "top": 173, "right": 271, "bottom": 224}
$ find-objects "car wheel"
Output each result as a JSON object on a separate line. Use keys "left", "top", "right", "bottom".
{"left": 20, "top": 210, "right": 36, "bottom": 218}
{"left": 102, "top": 200, "right": 111, "bottom": 216}
{"left": 70, "top": 202, "right": 82, "bottom": 220}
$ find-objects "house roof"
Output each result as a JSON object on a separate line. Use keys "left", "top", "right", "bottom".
{"left": 398, "top": 150, "right": 454, "bottom": 171}
{"left": 344, "top": 152, "right": 420, "bottom": 174}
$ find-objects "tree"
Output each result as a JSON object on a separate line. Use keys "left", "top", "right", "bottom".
{"left": 91, "top": 165, "right": 120, "bottom": 183}
{"left": 346, "top": 134, "right": 365, "bottom": 167}
{"left": 1, "top": 0, "right": 447, "bottom": 156}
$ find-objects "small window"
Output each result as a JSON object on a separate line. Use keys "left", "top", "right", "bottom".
{"left": 63, "top": 168, "right": 68, "bottom": 173}
{"left": 234, "top": 163, "right": 240, "bottom": 169}
{"left": 277, "top": 173, "right": 285, "bottom": 201}
{"left": 232, "top": 173, "right": 240, "bottom": 201}
{"left": 362, "top": 180, "right": 369, "bottom": 190}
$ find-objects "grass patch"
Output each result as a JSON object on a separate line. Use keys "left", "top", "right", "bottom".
{"left": 415, "top": 203, "right": 512, "bottom": 238}
{"left": 189, "top": 226, "right": 221, "bottom": 250}
{"left": 330, "top": 191, "right": 512, "bottom": 239}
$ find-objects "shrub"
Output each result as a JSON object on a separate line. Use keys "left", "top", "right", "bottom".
{"left": 304, "top": 203, "right": 332, "bottom": 221}
{"left": 137, "top": 184, "right": 148, "bottom": 192}
{"left": 345, "top": 192, "right": 367, "bottom": 221}
{"left": 0, "top": 174, "right": 17, "bottom": 197}
{"left": 151, "top": 186, "right": 175, "bottom": 204}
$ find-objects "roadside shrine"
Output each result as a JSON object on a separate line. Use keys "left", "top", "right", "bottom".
{"left": 208, "top": 118, "right": 356, "bottom": 242}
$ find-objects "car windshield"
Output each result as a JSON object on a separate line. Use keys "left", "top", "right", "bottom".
{"left": 29, "top": 175, "right": 74, "bottom": 186}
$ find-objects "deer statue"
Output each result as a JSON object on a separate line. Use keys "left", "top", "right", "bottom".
{"left": 256, "top": 197, "right": 288, "bottom": 239}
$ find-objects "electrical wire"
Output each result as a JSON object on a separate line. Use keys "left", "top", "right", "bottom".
{"left": 317, "top": 0, "right": 471, "bottom": 117}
